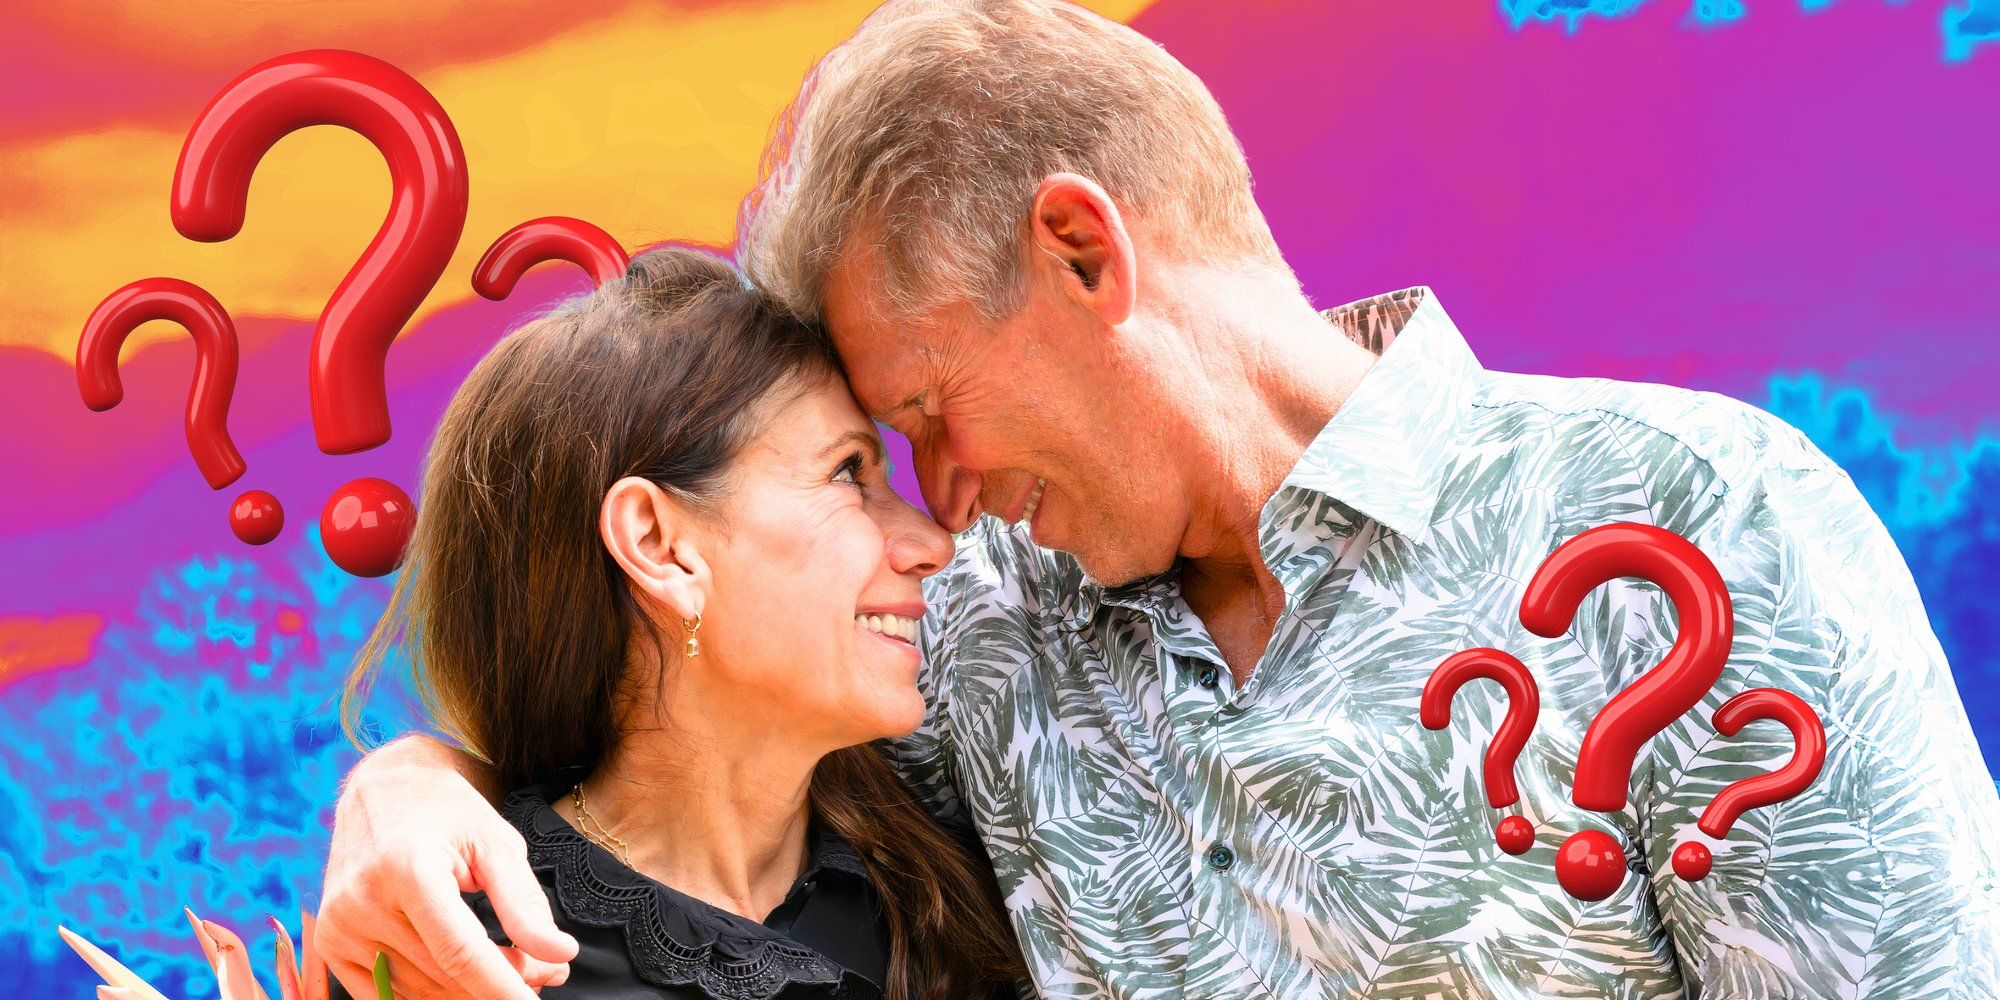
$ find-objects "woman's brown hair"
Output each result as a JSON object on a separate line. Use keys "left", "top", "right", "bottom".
{"left": 343, "top": 246, "right": 1023, "bottom": 998}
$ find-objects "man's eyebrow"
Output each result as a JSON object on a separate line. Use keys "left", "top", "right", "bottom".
{"left": 816, "top": 429, "right": 886, "bottom": 464}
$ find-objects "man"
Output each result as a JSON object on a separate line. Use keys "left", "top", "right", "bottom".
{"left": 315, "top": 1, "right": 2000, "bottom": 997}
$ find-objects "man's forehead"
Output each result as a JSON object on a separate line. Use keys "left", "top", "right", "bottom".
{"left": 839, "top": 333, "right": 934, "bottom": 421}
{"left": 821, "top": 248, "right": 953, "bottom": 409}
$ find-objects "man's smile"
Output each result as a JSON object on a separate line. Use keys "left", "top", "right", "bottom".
{"left": 1003, "top": 476, "right": 1046, "bottom": 526}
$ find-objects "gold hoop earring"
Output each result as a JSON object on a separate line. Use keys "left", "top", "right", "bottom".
{"left": 682, "top": 614, "right": 702, "bottom": 658}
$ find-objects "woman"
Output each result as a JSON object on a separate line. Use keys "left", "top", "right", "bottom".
{"left": 337, "top": 247, "right": 1024, "bottom": 999}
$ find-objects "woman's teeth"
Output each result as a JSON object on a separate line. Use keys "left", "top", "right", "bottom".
{"left": 1021, "top": 479, "right": 1045, "bottom": 522}
{"left": 858, "top": 613, "right": 919, "bottom": 643}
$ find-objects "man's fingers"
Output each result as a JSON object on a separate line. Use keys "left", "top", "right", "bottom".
{"left": 469, "top": 840, "right": 578, "bottom": 966}
{"left": 354, "top": 911, "right": 479, "bottom": 996}
{"left": 497, "top": 947, "right": 568, "bottom": 989}
{"left": 328, "top": 956, "right": 452, "bottom": 1000}
{"left": 325, "top": 959, "right": 373, "bottom": 1000}
{"left": 496, "top": 947, "right": 568, "bottom": 992}
{"left": 406, "top": 863, "right": 539, "bottom": 1000}
{"left": 315, "top": 888, "right": 465, "bottom": 997}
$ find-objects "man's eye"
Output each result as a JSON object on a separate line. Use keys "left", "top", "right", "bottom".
{"left": 915, "top": 392, "right": 940, "bottom": 419}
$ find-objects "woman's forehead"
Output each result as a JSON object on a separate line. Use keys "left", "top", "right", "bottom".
{"left": 749, "top": 376, "right": 880, "bottom": 461}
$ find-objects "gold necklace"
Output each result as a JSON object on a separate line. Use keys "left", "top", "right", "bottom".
{"left": 571, "top": 783, "right": 633, "bottom": 868}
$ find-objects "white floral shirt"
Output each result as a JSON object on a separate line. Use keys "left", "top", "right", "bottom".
{"left": 888, "top": 287, "right": 2000, "bottom": 999}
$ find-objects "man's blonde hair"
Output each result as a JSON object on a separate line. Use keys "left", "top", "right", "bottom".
{"left": 739, "top": 0, "right": 1282, "bottom": 324}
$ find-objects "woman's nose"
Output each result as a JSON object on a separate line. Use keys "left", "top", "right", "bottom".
{"left": 886, "top": 499, "right": 955, "bottom": 578}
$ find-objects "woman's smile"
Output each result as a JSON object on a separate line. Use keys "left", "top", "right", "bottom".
{"left": 856, "top": 610, "right": 923, "bottom": 668}
{"left": 856, "top": 611, "right": 920, "bottom": 644}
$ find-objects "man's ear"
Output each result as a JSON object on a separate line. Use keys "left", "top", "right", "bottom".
{"left": 600, "top": 476, "right": 710, "bottom": 623}
{"left": 1029, "top": 172, "right": 1136, "bottom": 326}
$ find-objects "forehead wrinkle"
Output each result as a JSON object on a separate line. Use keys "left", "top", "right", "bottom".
{"left": 824, "top": 238, "right": 978, "bottom": 420}
{"left": 854, "top": 323, "right": 958, "bottom": 424}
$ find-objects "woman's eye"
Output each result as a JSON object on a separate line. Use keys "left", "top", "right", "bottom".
{"left": 833, "top": 456, "right": 864, "bottom": 486}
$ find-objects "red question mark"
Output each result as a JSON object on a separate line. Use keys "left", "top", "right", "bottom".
{"left": 1670, "top": 687, "right": 1826, "bottom": 882}
{"left": 1520, "top": 523, "right": 1732, "bottom": 902}
{"left": 77, "top": 278, "right": 284, "bottom": 545}
{"left": 472, "top": 217, "right": 629, "bottom": 299}
{"left": 171, "top": 49, "right": 466, "bottom": 576}
{"left": 1422, "top": 648, "right": 1542, "bottom": 855}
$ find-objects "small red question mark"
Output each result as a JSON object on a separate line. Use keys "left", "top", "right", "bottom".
{"left": 1422, "top": 648, "right": 1541, "bottom": 855}
{"left": 472, "top": 217, "right": 630, "bottom": 299}
{"left": 171, "top": 49, "right": 468, "bottom": 576}
{"left": 77, "top": 278, "right": 283, "bottom": 545}
{"left": 1670, "top": 687, "right": 1826, "bottom": 882}
{"left": 1520, "top": 523, "right": 1732, "bottom": 902}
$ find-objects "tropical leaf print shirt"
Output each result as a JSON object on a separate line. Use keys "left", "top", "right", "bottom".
{"left": 887, "top": 287, "right": 2000, "bottom": 999}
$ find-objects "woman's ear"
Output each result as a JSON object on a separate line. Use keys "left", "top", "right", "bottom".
{"left": 600, "top": 476, "right": 710, "bottom": 622}
{"left": 1029, "top": 172, "right": 1137, "bottom": 326}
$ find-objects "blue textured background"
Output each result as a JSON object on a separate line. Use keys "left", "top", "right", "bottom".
{"left": 3, "top": 0, "right": 1995, "bottom": 994}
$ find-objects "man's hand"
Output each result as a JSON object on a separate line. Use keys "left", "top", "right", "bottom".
{"left": 316, "top": 735, "right": 579, "bottom": 999}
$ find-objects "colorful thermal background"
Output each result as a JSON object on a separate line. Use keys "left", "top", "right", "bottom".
{"left": 3, "top": 0, "right": 1995, "bottom": 994}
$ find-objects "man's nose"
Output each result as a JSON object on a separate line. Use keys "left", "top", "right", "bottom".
{"left": 916, "top": 453, "right": 984, "bottom": 533}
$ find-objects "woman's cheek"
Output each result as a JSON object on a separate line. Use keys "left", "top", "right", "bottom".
{"left": 750, "top": 512, "right": 879, "bottom": 645}
{"left": 822, "top": 500, "right": 893, "bottom": 574}
{"left": 765, "top": 493, "right": 881, "bottom": 571}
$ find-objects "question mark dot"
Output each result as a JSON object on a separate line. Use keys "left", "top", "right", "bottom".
{"left": 230, "top": 489, "right": 284, "bottom": 545}
{"left": 1672, "top": 841, "right": 1713, "bottom": 881}
{"left": 1555, "top": 829, "right": 1627, "bottom": 901}
{"left": 320, "top": 477, "right": 414, "bottom": 578}
{"left": 1494, "top": 815, "right": 1536, "bottom": 855}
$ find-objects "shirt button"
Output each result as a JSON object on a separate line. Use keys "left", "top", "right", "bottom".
{"left": 1197, "top": 664, "right": 1221, "bottom": 689}
{"left": 1205, "top": 843, "right": 1235, "bottom": 872}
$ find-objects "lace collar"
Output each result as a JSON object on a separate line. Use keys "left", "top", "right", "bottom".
{"left": 502, "top": 784, "right": 883, "bottom": 1000}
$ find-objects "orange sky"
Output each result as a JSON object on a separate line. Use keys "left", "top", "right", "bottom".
{"left": 0, "top": 0, "right": 1152, "bottom": 359}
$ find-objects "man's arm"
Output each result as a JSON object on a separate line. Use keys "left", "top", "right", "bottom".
{"left": 1646, "top": 419, "right": 2000, "bottom": 997}
{"left": 316, "top": 734, "right": 579, "bottom": 1000}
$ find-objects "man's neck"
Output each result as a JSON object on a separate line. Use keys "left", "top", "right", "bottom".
{"left": 557, "top": 709, "right": 819, "bottom": 923}
{"left": 1165, "top": 269, "right": 1380, "bottom": 681}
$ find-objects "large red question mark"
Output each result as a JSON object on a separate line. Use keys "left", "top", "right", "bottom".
{"left": 171, "top": 49, "right": 465, "bottom": 576}
{"left": 1422, "top": 648, "right": 1542, "bottom": 855}
{"left": 1670, "top": 687, "right": 1826, "bottom": 882}
{"left": 472, "top": 217, "right": 629, "bottom": 299}
{"left": 1520, "top": 523, "right": 1732, "bottom": 902}
{"left": 77, "top": 278, "right": 283, "bottom": 545}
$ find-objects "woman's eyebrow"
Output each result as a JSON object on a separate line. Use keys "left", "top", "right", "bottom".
{"left": 815, "top": 429, "right": 886, "bottom": 464}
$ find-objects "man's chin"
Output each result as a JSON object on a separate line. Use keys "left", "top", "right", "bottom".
{"left": 1006, "top": 511, "right": 1174, "bottom": 588}
{"left": 1073, "top": 550, "right": 1177, "bottom": 591}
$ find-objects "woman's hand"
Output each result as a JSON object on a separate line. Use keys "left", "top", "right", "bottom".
{"left": 315, "top": 735, "right": 580, "bottom": 999}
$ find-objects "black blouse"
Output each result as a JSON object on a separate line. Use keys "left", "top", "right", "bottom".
{"left": 334, "top": 783, "right": 891, "bottom": 999}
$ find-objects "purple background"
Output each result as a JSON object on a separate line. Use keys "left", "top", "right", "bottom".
{"left": 3, "top": 1, "right": 1996, "bottom": 993}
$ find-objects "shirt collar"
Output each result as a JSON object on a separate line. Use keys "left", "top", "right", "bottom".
{"left": 801, "top": 820, "right": 873, "bottom": 885}
{"left": 1058, "top": 286, "right": 1478, "bottom": 631}
{"left": 1274, "top": 285, "right": 1482, "bottom": 542}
